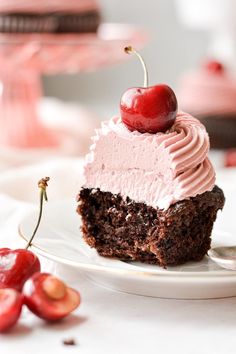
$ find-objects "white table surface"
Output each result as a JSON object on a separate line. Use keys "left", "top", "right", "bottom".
{"left": 0, "top": 158, "right": 236, "bottom": 354}
{"left": 2, "top": 268, "right": 236, "bottom": 354}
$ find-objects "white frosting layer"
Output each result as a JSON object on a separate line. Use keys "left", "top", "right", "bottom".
{"left": 83, "top": 112, "right": 215, "bottom": 210}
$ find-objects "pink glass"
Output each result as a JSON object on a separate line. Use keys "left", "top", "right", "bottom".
{"left": 0, "top": 24, "right": 148, "bottom": 149}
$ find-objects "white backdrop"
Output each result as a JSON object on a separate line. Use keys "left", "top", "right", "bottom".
{"left": 43, "top": 0, "right": 208, "bottom": 118}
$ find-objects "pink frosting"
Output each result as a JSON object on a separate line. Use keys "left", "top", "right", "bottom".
{"left": 178, "top": 68, "right": 236, "bottom": 116}
{"left": 83, "top": 112, "right": 215, "bottom": 210}
{"left": 0, "top": 0, "right": 98, "bottom": 13}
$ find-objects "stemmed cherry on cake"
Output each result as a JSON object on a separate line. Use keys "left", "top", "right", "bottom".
{"left": 77, "top": 47, "right": 225, "bottom": 267}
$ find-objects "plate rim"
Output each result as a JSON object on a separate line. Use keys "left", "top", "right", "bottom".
{"left": 18, "top": 201, "right": 236, "bottom": 279}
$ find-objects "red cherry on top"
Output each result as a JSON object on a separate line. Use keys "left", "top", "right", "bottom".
{"left": 121, "top": 85, "right": 177, "bottom": 133}
{"left": 204, "top": 60, "right": 224, "bottom": 74}
{"left": 23, "top": 273, "right": 81, "bottom": 321}
{"left": 0, "top": 288, "right": 23, "bottom": 332}
{"left": 120, "top": 46, "right": 178, "bottom": 134}
{"left": 0, "top": 177, "right": 49, "bottom": 292}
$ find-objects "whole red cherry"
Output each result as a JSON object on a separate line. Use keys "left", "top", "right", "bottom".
{"left": 23, "top": 273, "right": 81, "bottom": 321}
{"left": 120, "top": 46, "right": 178, "bottom": 134}
{"left": 0, "top": 249, "right": 40, "bottom": 292}
{"left": 0, "top": 288, "right": 23, "bottom": 332}
{"left": 0, "top": 177, "right": 50, "bottom": 292}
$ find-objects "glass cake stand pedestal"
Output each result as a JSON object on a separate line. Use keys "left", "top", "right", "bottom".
{"left": 0, "top": 24, "right": 147, "bottom": 166}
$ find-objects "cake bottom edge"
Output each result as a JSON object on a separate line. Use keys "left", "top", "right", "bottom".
{"left": 77, "top": 186, "right": 225, "bottom": 267}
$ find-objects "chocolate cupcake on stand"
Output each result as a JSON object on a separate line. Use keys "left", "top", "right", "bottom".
{"left": 178, "top": 60, "right": 236, "bottom": 149}
{"left": 0, "top": 1, "right": 148, "bottom": 168}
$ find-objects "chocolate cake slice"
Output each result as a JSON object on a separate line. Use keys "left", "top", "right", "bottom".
{"left": 77, "top": 186, "right": 224, "bottom": 267}
{"left": 77, "top": 108, "right": 225, "bottom": 267}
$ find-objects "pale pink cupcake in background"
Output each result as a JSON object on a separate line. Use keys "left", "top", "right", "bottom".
{"left": 0, "top": 0, "right": 101, "bottom": 33}
{"left": 178, "top": 60, "right": 236, "bottom": 149}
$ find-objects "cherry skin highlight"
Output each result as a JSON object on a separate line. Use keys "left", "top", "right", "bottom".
{"left": 23, "top": 273, "right": 81, "bottom": 321}
{"left": 0, "top": 288, "right": 23, "bottom": 332}
{"left": 121, "top": 46, "right": 177, "bottom": 134}
{"left": 0, "top": 248, "right": 40, "bottom": 292}
{"left": 120, "top": 84, "right": 177, "bottom": 133}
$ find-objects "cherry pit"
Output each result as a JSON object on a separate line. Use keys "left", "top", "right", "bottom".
{"left": 0, "top": 177, "right": 80, "bottom": 332}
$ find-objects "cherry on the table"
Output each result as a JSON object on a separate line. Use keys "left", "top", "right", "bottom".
{"left": 0, "top": 249, "right": 40, "bottom": 292}
{"left": 0, "top": 177, "right": 50, "bottom": 292}
{"left": 0, "top": 288, "right": 23, "bottom": 332}
{"left": 120, "top": 46, "right": 178, "bottom": 134}
{"left": 23, "top": 273, "right": 81, "bottom": 321}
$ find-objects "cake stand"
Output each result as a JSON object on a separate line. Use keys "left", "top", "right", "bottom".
{"left": 0, "top": 23, "right": 147, "bottom": 165}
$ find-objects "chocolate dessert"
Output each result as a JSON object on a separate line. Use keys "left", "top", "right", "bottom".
{"left": 77, "top": 48, "right": 225, "bottom": 267}
{"left": 78, "top": 186, "right": 224, "bottom": 267}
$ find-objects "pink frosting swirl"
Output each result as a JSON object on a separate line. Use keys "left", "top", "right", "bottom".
{"left": 83, "top": 112, "right": 215, "bottom": 209}
{"left": 159, "top": 113, "right": 209, "bottom": 172}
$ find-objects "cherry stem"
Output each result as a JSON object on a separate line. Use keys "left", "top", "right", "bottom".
{"left": 25, "top": 177, "right": 50, "bottom": 250}
{"left": 124, "top": 46, "right": 149, "bottom": 88}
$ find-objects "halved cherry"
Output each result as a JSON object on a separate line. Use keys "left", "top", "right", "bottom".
{"left": 0, "top": 288, "right": 23, "bottom": 332}
{"left": 23, "top": 273, "right": 81, "bottom": 321}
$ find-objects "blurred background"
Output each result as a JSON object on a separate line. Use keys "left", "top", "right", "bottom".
{"left": 43, "top": 0, "right": 207, "bottom": 117}
{"left": 1, "top": 0, "right": 236, "bottom": 168}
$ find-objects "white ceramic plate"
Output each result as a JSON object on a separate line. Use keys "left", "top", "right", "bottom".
{"left": 19, "top": 199, "right": 236, "bottom": 299}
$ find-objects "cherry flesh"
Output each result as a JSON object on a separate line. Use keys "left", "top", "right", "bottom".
{"left": 0, "top": 249, "right": 40, "bottom": 292}
{"left": 0, "top": 288, "right": 23, "bottom": 332}
{"left": 120, "top": 46, "right": 177, "bottom": 134}
{"left": 23, "top": 273, "right": 81, "bottom": 321}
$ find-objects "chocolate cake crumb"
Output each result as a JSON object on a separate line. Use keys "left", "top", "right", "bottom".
{"left": 63, "top": 338, "right": 77, "bottom": 346}
{"left": 77, "top": 186, "right": 225, "bottom": 267}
